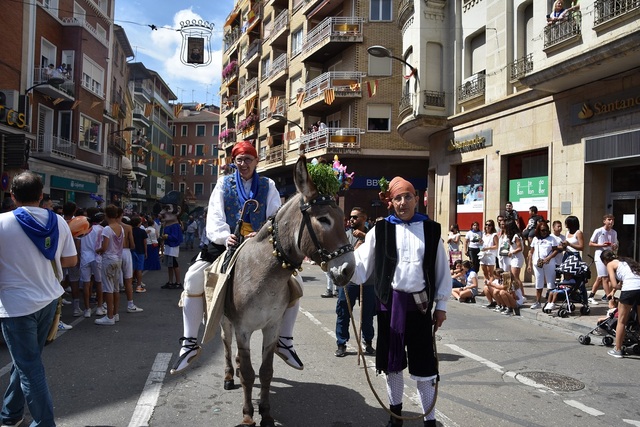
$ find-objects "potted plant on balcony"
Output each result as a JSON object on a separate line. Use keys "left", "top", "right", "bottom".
{"left": 218, "top": 128, "right": 236, "bottom": 143}
{"left": 222, "top": 60, "right": 238, "bottom": 80}
{"left": 237, "top": 114, "right": 258, "bottom": 133}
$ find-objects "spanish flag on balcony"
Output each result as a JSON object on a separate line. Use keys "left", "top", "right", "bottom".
{"left": 269, "top": 96, "right": 280, "bottom": 113}
{"left": 324, "top": 89, "right": 335, "bottom": 105}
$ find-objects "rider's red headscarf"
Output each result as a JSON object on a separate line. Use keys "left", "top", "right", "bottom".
{"left": 231, "top": 141, "right": 257, "bottom": 159}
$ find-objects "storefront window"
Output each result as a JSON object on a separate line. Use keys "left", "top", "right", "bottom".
{"left": 456, "top": 161, "right": 484, "bottom": 229}
{"left": 507, "top": 149, "right": 549, "bottom": 222}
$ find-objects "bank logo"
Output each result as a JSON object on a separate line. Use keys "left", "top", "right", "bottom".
{"left": 578, "top": 103, "right": 594, "bottom": 120}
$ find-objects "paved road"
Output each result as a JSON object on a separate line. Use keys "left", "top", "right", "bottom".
{"left": 0, "top": 249, "right": 636, "bottom": 426}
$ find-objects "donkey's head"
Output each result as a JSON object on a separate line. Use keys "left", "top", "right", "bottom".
{"left": 292, "top": 155, "right": 355, "bottom": 286}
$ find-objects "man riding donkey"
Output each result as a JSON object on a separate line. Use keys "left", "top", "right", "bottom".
{"left": 170, "top": 141, "right": 304, "bottom": 373}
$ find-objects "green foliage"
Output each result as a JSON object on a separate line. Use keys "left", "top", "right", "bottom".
{"left": 307, "top": 163, "right": 341, "bottom": 196}
{"left": 378, "top": 177, "right": 389, "bottom": 192}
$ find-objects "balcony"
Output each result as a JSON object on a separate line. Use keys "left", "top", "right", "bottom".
{"left": 109, "top": 135, "right": 127, "bottom": 155}
{"left": 509, "top": 54, "right": 534, "bottom": 82}
{"left": 544, "top": 11, "right": 582, "bottom": 50}
{"left": 457, "top": 72, "right": 486, "bottom": 104}
{"left": 300, "top": 17, "right": 365, "bottom": 63}
{"left": 60, "top": 16, "right": 108, "bottom": 47}
{"left": 594, "top": 0, "right": 640, "bottom": 28}
{"left": 398, "top": 93, "right": 413, "bottom": 119}
{"left": 221, "top": 96, "right": 238, "bottom": 116}
{"left": 219, "top": 129, "right": 236, "bottom": 146}
{"left": 298, "top": 71, "right": 364, "bottom": 111}
{"left": 239, "top": 77, "right": 258, "bottom": 100}
{"left": 132, "top": 161, "right": 148, "bottom": 173}
{"left": 398, "top": 0, "right": 415, "bottom": 29}
{"left": 264, "top": 145, "right": 285, "bottom": 167}
{"left": 259, "top": 97, "right": 287, "bottom": 121}
{"left": 423, "top": 90, "right": 445, "bottom": 108}
{"left": 132, "top": 107, "right": 151, "bottom": 126}
{"left": 298, "top": 128, "right": 362, "bottom": 155}
{"left": 32, "top": 67, "right": 75, "bottom": 99}
{"left": 240, "top": 39, "right": 261, "bottom": 70}
{"left": 222, "top": 61, "right": 238, "bottom": 85}
{"left": 242, "top": 2, "right": 262, "bottom": 35}
{"left": 224, "top": 27, "right": 241, "bottom": 53}
{"left": 33, "top": 135, "right": 76, "bottom": 159}
{"left": 266, "top": 9, "right": 289, "bottom": 47}
{"left": 133, "top": 82, "right": 152, "bottom": 101}
{"left": 106, "top": 153, "right": 119, "bottom": 172}
{"left": 265, "top": 53, "right": 288, "bottom": 86}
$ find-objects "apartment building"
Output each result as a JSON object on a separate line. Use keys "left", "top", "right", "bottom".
{"left": 170, "top": 105, "right": 220, "bottom": 210}
{"left": 399, "top": 0, "right": 640, "bottom": 258}
{"left": 220, "top": 0, "right": 428, "bottom": 214}
{"left": 128, "top": 65, "right": 177, "bottom": 213}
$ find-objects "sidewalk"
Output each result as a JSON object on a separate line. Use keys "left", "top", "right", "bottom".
{"left": 300, "top": 261, "right": 603, "bottom": 336}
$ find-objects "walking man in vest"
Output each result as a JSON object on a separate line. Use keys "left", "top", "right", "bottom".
{"left": 352, "top": 177, "right": 451, "bottom": 427}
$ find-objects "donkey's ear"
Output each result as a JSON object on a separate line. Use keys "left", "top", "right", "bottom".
{"left": 293, "top": 155, "right": 319, "bottom": 202}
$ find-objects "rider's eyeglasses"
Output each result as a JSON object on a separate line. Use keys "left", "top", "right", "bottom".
{"left": 349, "top": 215, "right": 360, "bottom": 220}
{"left": 235, "top": 156, "right": 255, "bottom": 165}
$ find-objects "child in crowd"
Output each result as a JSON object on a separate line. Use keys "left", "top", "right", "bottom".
{"left": 159, "top": 192, "right": 184, "bottom": 289}
{"left": 79, "top": 209, "right": 105, "bottom": 318}
{"left": 499, "top": 271, "right": 525, "bottom": 316}
{"left": 451, "top": 260, "right": 478, "bottom": 303}
{"left": 130, "top": 216, "right": 148, "bottom": 293}
{"left": 483, "top": 268, "right": 506, "bottom": 309}
{"left": 544, "top": 270, "right": 576, "bottom": 312}
{"left": 451, "top": 259, "right": 465, "bottom": 288}
{"left": 447, "top": 224, "right": 462, "bottom": 268}
{"left": 95, "top": 205, "right": 123, "bottom": 325}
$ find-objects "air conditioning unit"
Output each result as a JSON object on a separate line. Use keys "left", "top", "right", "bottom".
{"left": 0, "top": 89, "right": 20, "bottom": 111}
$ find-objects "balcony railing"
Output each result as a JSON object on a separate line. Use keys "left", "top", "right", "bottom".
{"left": 259, "top": 97, "right": 287, "bottom": 120}
{"left": 265, "top": 145, "right": 285, "bottom": 165}
{"left": 239, "top": 77, "right": 258, "bottom": 100}
{"left": 302, "top": 17, "right": 365, "bottom": 53}
{"left": 267, "top": 53, "right": 288, "bottom": 80}
{"left": 133, "top": 82, "right": 152, "bottom": 100}
{"left": 221, "top": 96, "right": 238, "bottom": 114}
{"left": 299, "top": 128, "right": 361, "bottom": 153}
{"left": 398, "top": 0, "right": 415, "bottom": 28}
{"left": 509, "top": 54, "right": 534, "bottom": 81}
{"left": 301, "top": 71, "right": 364, "bottom": 104}
{"left": 241, "top": 39, "right": 261, "bottom": 63}
{"left": 224, "top": 27, "right": 241, "bottom": 52}
{"left": 32, "top": 67, "right": 75, "bottom": 97}
{"left": 594, "top": 0, "right": 640, "bottom": 25}
{"left": 458, "top": 73, "right": 486, "bottom": 103}
{"left": 35, "top": 134, "right": 76, "bottom": 158}
{"left": 272, "top": 9, "right": 289, "bottom": 37}
{"left": 60, "top": 16, "right": 108, "bottom": 47}
{"left": 399, "top": 93, "right": 413, "bottom": 117}
{"left": 106, "top": 153, "right": 119, "bottom": 171}
{"left": 544, "top": 11, "right": 581, "bottom": 49}
{"left": 423, "top": 90, "right": 445, "bottom": 108}
{"left": 242, "top": 2, "right": 262, "bottom": 34}
{"left": 109, "top": 134, "right": 127, "bottom": 153}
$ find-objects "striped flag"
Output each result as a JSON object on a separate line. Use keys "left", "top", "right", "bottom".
{"left": 289, "top": 130, "right": 296, "bottom": 141}
{"left": 144, "top": 103, "right": 153, "bottom": 117}
{"left": 367, "top": 80, "right": 378, "bottom": 97}
{"left": 245, "top": 97, "right": 256, "bottom": 116}
{"left": 323, "top": 89, "right": 335, "bottom": 105}
{"left": 350, "top": 83, "right": 360, "bottom": 91}
{"left": 91, "top": 100, "right": 102, "bottom": 109}
{"left": 53, "top": 98, "right": 65, "bottom": 105}
{"left": 296, "top": 91, "right": 305, "bottom": 108}
{"left": 269, "top": 96, "right": 280, "bottom": 113}
{"left": 71, "top": 100, "right": 81, "bottom": 110}
{"left": 267, "top": 136, "right": 273, "bottom": 147}
{"left": 173, "top": 103, "right": 183, "bottom": 117}
{"left": 112, "top": 102, "right": 120, "bottom": 117}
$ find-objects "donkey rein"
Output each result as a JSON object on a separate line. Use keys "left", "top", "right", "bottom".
{"left": 344, "top": 290, "right": 439, "bottom": 422}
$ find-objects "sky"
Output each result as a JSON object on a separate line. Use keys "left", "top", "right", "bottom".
{"left": 114, "top": 0, "right": 235, "bottom": 106}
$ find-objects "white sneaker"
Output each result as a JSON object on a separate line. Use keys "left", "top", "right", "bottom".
{"left": 94, "top": 316, "right": 115, "bottom": 326}
{"left": 114, "top": 314, "right": 120, "bottom": 322}
{"left": 95, "top": 307, "right": 106, "bottom": 316}
{"left": 73, "top": 308, "right": 83, "bottom": 317}
{"left": 530, "top": 302, "right": 542, "bottom": 309}
{"left": 58, "top": 320, "right": 73, "bottom": 330}
{"left": 547, "top": 303, "right": 557, "bottom": 311}
{"left": 61, "top": 298, "right": 72, "bottom": 306}
{"left": 588, "top": 297, "right": 599, "bottom": 305}
{"left": 127, "top": 304, "right": 143, "bottom": 313}
{"left": 83, "top": 309, "right": 91, "bottom": 318}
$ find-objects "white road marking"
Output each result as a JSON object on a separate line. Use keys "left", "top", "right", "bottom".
{"left": 128, "top": 352, "right": 172, "bottom": 427}
{"left": 564, "top": 400, "right": 605, "bottom": 416}
{"left": 623, "top": 419, "right": 640, "bottom": 426}
{"left": 446, "top": 344, "right": 608, "bottom": 418}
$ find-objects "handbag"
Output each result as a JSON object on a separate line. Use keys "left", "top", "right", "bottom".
{"left": 499, "top": 241, "right": 510, "bottom": 257}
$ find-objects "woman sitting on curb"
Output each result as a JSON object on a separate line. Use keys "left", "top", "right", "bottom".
{"left": 451, "top": 260, "right": 478, "bottom": 303}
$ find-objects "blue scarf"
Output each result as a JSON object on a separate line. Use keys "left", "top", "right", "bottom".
{"left": 234, "top": 167, "right": 260, "bottom": 221}
{"left": 385, "top": 212, "right": 429, "bottom": 225}
{"left": 13, "top": 207, "right": 59, "bottom": 260}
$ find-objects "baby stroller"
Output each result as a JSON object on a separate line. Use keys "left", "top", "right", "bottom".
{"left": 543, "top": 254, "right": 591, "bottom": 317}
{"left": 578, "top": 305, "right": 640, "bottom": 355}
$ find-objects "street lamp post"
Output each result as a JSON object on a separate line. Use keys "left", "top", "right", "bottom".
{"left": 272, "top": 114, "right": 304, "bottom": 133}
{"left": 367, "top": 45, "right": 418, "bottom": 80}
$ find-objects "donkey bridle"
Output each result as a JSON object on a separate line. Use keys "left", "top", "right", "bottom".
{"left": 268, "top": 194, "right": 354, "bottom": 273}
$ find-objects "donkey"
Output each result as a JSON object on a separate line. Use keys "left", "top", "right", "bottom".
{"left": 220, "top": 155, "right": 355, "bottom": 426}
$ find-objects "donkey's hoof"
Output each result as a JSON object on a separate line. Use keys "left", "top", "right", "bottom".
{"left": 224, "top": 379, "right": 235, "bottom": 390}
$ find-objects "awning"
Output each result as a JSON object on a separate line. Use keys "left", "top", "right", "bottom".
{"left": 224, "top": 9, "right": 240, "bottom": 27}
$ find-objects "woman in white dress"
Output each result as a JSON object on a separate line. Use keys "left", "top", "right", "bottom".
{"left": 504, "top": 219, "right": 525, "bottom": 298}
{"left": 480, "top": 219, "right": 498, "bottom": 286}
